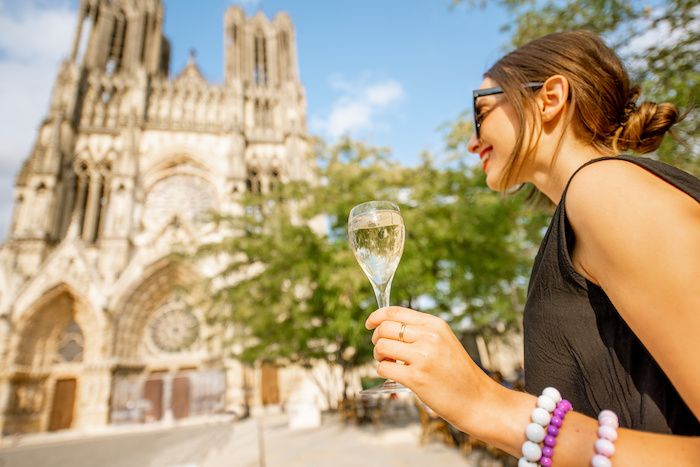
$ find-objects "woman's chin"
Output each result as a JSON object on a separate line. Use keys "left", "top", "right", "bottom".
{"left": 485, "top": 171, "right": 500, "bottom": 191}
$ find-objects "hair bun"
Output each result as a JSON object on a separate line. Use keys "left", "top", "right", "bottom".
{"left": 614, "top": 101, "right": 679, "bottom": 153}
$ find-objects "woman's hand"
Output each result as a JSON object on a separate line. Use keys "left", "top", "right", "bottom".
{"left": 366, "top": 305, "right": 499, "bottom": 430}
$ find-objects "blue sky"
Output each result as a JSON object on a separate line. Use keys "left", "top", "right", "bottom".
{"left": 0, "top": 0, "right": 512, "bottom": 240}
{"left": 163, "top": 0, "right": 510, "bottom": 164}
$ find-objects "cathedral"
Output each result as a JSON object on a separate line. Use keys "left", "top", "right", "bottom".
{"left": 0, "top": 0, "right": 317, "bottom": 434}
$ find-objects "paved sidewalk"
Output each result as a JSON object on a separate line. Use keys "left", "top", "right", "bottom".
{"left": 0, "top": 412, "right": 511, "bottom": 467}
{"left": 0, "top": 414, "right": 235, "bottom": 450}
{"left": 213, "top": 412, "right": 510, "bottom": 467}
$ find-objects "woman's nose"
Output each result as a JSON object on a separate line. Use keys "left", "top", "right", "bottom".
{"left": 467, "top": 131, "right": 480, "bottom": 154}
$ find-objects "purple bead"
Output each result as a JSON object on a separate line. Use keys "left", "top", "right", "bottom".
{"left": 544, "top": 435, "right": 557, "bottom": 447}
{"left": 558, "top": 399, "right": 572, "bottom": 412}
{"left": 550, "top": 415, "right": 562, "bottom": 428}
{"left": 539, "top": 456, "right": 553, "bottom": 467}
{"left": 547, "top": 425, "right": 559, "bottom": 436}
{"left": 541, "top": 446, "right": 554, "bottom": 458}
{"left": 553, "top": 408, "right": 565, "bottom": 418}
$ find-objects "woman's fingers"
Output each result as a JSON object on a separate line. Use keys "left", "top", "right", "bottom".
{"left": 365, "top": 306, "right": 432, "bottom": 330}
{"left": 371, "top": 320, "right": 419, "bottom": 345}
{"left": 377, "top": 359, "right": 410, "bottom": 383}
{"left": 373, "top": 338, "right": 416, "bottom": 364}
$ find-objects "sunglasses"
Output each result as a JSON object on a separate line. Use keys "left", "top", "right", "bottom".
{"left": 472, "top": 82, "right": 544, "bottom": 139}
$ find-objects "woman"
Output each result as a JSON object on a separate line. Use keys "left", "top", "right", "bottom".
{"left": 365, "top": 30, "right": 700, "bottom": 465}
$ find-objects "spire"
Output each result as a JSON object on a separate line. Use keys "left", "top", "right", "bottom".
{"left": 174, "top": 48, "right": 207, "bottom": 86}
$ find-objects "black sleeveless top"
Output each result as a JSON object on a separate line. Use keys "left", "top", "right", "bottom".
{"left": 523, "top": 155, "right": 700, "bottom": 435}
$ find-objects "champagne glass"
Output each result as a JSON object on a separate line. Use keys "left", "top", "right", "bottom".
{"left": 348, "top": 200, "right": 410, "bottom": 395}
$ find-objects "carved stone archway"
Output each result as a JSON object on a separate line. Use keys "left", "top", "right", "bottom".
{"left": 109, "top": 261, "right": 219, "bottom": 424}
{"left": 112, "top": 261, "right": 202, "bottom": 363}
{"left": 1, "top": 284, "right": 109, "bottom": 434}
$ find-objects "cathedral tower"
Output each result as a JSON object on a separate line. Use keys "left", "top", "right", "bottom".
{"left": 0, "top": 1, "right": 312, "bottom": 435}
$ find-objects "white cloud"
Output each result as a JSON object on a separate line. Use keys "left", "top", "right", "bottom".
{"left": 312, "top": 75, "right": 405, "bottom": 139}
{"left": 0, "top": 1, "right": 75, "bottom": 241}
{"left": 365, "top": 81, "right": 403, "bottom": 107}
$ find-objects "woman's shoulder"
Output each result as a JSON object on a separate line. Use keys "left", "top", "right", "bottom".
{"left": 565, "top": 157, "right": 699, "bottom": 228}
{"left": 564, "top": 156, "right": 700, "bottom": 285}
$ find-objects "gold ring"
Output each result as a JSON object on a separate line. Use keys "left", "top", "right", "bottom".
{"left": 399, "top": 322, "right": 406, "bottom": 343}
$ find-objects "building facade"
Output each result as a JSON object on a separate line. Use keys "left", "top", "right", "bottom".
{"left": 0, "top": 0, "right": 314, "bottom": 434}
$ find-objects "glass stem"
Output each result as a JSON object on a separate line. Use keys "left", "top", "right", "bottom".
{"left": 372, "top": 278, "right": 404, "bottom": 374}
{"left": 372, "top": 277, "right": 392, "bottom": 309}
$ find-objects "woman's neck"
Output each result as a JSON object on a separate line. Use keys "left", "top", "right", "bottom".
{"left": 527, "top": 139, "right": 611, "bottom": 205}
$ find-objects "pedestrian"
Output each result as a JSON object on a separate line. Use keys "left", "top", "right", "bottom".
{"left": 365, "top": 30, "right": 700, "bottom": 465}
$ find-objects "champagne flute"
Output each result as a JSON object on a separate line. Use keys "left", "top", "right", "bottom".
{"left": 348, "top": 200, "right": 410, "bottom": 395}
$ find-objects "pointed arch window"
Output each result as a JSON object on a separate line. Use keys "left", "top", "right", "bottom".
{"left": 269, "top": 168, "right": 281, "bottom": 193}
{"left": 253, "top": 32, "right": 268, "bottom": 85}
{"left": 140, "top": 13, "right": 150, "bottom": 64}
{"left": 55, "top": 319, "right": 84, "bottom": 363}
{"left": 73, "top": 161, "right": 111, "bottom": 242}
{"left": 74, "top": 161, "right": 90, "bottom": 237}
{"left": 254, "top": 99, "right": 273, "bottom": 128}
{"left": 93, "top": 162, "right": 112, "bottom": 240}
{"left": 231, "top": 24, "right": 239, "bottom": 45}
{"left": 277, "top": 31, "right": 290, "bottom": 83}
{"left": 107, "top": 10, "right": 128, "bottom": 74}
{"left": 246, "top": 167, "right": 262, "bottom": 194}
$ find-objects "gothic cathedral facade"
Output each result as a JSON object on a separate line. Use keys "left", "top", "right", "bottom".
{"left": 0, "top": 0, "right": 314, "bottom": 434}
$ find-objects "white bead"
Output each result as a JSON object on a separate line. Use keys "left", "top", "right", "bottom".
{"left": 537, "top": 394, "right": 557, "bottom": 412}
{"left": 518, "top": 458, "right": 538, "bottom": 467}
{"left": 591, "top": 454, "right": 613, "bottom": 467}
{"left": 598, "top": 410, "right": 618, "bottom": 424}
{"left": 598, "top": 424, "right": 618, "bottom": 441}
{"left": 531, "top": 407, "right": 551, "bottom": 426}
{"left": 521, "top": 440, "right": 542, "bottom": 462}
{"left": 525, "top": 422, "right": 546, "bottom": 443}
{"left": 595, "top": 438, "right": 616, "bottom": 457}
{"left": 542, "top": 386, "right": 562, "bottom": 403}
{"left": 599, "top": 415, "right": 619, "bottom": 429}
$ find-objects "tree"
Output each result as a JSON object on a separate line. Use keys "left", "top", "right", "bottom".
{"left": 193, "top": 139, "right": 408, "bottom": 405}
{"left": 191, "top": 135, "right": 549, "bottom": 405}
{"left": 453, "top": 0, "right": 699, "bottom": 174}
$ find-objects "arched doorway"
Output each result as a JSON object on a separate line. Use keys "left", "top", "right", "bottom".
{"left": 3, "top": 286, "right": 101, "bottom": 434}
{"left": 110, "top": 262, "right": 225, "bottom": 424}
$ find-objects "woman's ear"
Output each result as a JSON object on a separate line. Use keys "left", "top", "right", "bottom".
{"left": 537, "top": 75, "right": 569, "bottom": 123}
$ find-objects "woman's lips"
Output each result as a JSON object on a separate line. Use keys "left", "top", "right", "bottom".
{"left": 480, "top": 147, "right": 492, "bottom": 171}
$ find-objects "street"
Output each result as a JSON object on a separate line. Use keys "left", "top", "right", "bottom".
{"left": 0, "top": 413, "right": 507, "bottom": 467}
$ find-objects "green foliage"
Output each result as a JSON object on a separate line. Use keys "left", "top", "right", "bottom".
{"left": 193, "top": 136, "right": 549, "bottom": 382}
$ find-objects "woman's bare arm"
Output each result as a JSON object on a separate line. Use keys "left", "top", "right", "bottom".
{"left": 366, "top": 159, "right": 700, "bottom": 464}
{"left": 566, "top": 159, "right": 700, "bottom": 417}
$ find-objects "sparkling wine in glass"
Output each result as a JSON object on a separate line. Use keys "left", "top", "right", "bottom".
{"left": 348, "top": 200, "right": 410, "bottom": 395}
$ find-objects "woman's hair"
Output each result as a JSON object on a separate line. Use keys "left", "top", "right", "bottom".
{"left": 485, "top": 30, "right": 680, "bottom": 192}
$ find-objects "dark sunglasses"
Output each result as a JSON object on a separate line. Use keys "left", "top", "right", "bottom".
{"left": 472, "top": 82, "right": 544, "bottom": 139}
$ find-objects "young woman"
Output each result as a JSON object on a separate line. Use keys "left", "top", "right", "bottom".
{"left": 365, "top": 30, "right": 700, "bottom": 465}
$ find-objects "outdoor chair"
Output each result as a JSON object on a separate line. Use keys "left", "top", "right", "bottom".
{"left": 338, "top": 397, "right": 358, "bottom": 425}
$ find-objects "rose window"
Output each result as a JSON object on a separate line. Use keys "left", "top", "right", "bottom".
{"left": 149, "top": 304, "right": 200, "bottom": 353}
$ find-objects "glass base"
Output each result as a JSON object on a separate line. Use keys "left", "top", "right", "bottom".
{"left": 359, "top": 379, "right": 412, "bottom": 396}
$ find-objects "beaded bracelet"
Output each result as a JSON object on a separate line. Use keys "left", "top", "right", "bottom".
{"left": 539, "top": 399, "right": 572, "bottom": 466}
{"left": 519, "top": 387, "right": 562, "bottom": 467}
{"left": 591, "top": 409, "right": 618, "bottom": 467}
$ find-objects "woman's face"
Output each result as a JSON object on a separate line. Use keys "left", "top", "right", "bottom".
{"left": 467, "top": 77, "right": 521, "bottom": 191}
